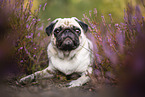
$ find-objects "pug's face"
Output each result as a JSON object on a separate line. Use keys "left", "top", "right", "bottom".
{"left": 54, "top": 25, "right": 81, "bottom": 51}
{"left": 45, "top": 17, "right": 88, "bottom": 51}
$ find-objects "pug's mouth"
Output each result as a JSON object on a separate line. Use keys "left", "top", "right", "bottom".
{"left": 56, "top": 37, "right": 79, "bottom": 51}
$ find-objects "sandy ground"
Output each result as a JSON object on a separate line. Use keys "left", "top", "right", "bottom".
{"left": 0, "top": 73, "right": 124, "bottom": 97}
{"left": 0, "top": 74, "right": 98, "bottom": 97}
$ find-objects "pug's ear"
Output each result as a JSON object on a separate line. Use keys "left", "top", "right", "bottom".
{"left": 45, "top": 19, "right": 59, "bottom": 36}
{"left": 73, "top": 17, "right": 88, "bottom": 33}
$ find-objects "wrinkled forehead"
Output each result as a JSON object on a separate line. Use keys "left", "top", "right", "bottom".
{"left": 54, "top": 18, "right": 81, "bottom": 28}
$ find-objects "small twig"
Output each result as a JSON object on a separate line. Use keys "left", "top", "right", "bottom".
{"left": 24, "top": 45, "right": 35, "bottom": 62}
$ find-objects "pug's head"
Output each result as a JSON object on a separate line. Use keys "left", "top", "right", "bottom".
{"left": 45, "top": 17, "right": 88, "bottom": 51}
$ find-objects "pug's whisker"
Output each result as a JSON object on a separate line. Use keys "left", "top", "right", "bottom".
{"left": 79, "top": 44, "right": 93, "bottom": 54}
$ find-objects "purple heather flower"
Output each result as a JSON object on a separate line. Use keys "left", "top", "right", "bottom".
{"left": 89, "top": 10, "right": 92, "bottom": 17}
{"left": 91, "top": 24, "right": 95, "bottom": 29}
{"left": 115, "top": 23, "right": 119, "bottom": 27}
{"left": 39, "top": 5, "right": 42, "bottom": 11}
{"left": 26, "top": 36, "right": 30, "bottom": 38}
{"left": 94, "top": 8, "right": 97, "bottom": 15}
{"left": 83, "top": 14, "right": 85, "bottom": 17}
{"left": 31, "top": 33, "right": 33, "bottom": 36}
{"left": 20, "top": 60, "right": 23, "bottom": 63}
{"left": 43, "top": 3, "right": 47, "bottom": 11}
{"left": 20, "top": 47, "right": 23, "bottom": 49}
{"left": 18, "top": 47, "right": 23, "bottom": 51}
{"left": 26, "top": 33, "right": 33, "bottom": 39}
{"left": 101, "top": 16, "right": 104, "bottom": 18}
{"left": 37, "top": 32, "right": 40, "bottom": 37}
{"left": 83, "top": 14, "right": 87, "bottom": 19}
{"left": 26, "top": 24, "right": 29, "bottom": 28}
{"left": 88, "top": 27, "right": 92, "bottom": 31}
{"left": 47, "top": 18, "right": 51, "bottom": 21}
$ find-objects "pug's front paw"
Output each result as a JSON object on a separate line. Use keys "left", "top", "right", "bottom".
{"left": 19, "top": 75, "right": 34, "bottom": 84}
{"left": 67, "top": 80, "right": 82, "bottom": 88}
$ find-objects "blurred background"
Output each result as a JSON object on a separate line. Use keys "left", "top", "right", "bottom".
{"left": 25, "top": 0, "right": 145, "bottom": 25}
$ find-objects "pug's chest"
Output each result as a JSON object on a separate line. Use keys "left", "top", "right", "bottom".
{"left": 50, "top": 57, "right": 82, "bottom": 75}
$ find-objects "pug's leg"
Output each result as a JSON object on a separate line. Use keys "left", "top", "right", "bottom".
{"left": 67, "top": 73, "right": 90, "bottom": 88}
{"left": 67, "top": 67, "right": 92, "bottom": 88}
{"left": 19, "top": 66, "right": 55, "bottom": 84}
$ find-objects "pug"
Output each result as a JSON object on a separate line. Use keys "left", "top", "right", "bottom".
{"left": 19, "top": 17, "right": 94, "bottom": 88}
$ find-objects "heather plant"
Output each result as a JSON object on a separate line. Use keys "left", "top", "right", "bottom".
{"left": 0, "top": 0, "right": 49, "bottom": 76}
{"left": 83, "top": 3, "right": 145, "bottom": 88}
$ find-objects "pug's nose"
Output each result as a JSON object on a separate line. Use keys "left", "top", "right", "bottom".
{"left": 65, "top": 30, "right": 70, "bottom": 33}
{"left": 64, "top": 38, "right": 72, "bottom": 45}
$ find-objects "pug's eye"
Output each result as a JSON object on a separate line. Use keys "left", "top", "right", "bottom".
{"left": 54, "top": 27, "right": 62, "bottom": 34}
{"left": 75, "top": 29, "right": 80, "bottom": 33}
{"left": 54, "top": 29, "right": 60, "bottom": 34}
